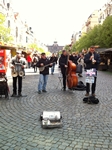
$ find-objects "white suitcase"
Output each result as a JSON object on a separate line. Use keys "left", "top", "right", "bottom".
{"left": 40, "top": 111, "right": 63, "bottom": 128}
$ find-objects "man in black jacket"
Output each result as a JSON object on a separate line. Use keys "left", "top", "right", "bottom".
{"left": 84, "top": 46, "right": 100, "bottom": 96}
{"left": 59, "top": 50, "right": 68, "bottom": 91}
{"left": 50, "top": 53, "right": 57, "bottom": 75}
{"left": 37, "top": 53, "right": 52, "bottom": 94}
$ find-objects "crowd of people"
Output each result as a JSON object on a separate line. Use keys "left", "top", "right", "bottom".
{"left": 10, "top": 46, "right": 100, "bottom": 98}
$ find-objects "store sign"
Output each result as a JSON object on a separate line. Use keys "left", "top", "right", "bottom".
{"left": 0, "top": 49, "right": 11, "bottom": 74}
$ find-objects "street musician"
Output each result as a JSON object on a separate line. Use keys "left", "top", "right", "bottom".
{"left": 10, "top": 50, "right": 26, "bottom": 97}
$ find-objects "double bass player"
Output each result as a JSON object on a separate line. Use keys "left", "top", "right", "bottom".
{"left": 59, "top": 50, "right": 68, "bottom": 91}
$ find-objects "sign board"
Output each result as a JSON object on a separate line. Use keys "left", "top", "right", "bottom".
{"left": 85, "top": 68, "right": 96, "bottom": 83}
{"left": 0, "top": 49, "right": 11, "bottom": 74}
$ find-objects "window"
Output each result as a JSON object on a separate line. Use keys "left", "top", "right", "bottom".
{"left": 26, "top": 37, "right": 28, "bottom": 43}
{"left": 8, "top": 20, "right": 10, "bottom": 27}
{"left": 16, "top": 27, "right": 18, "bottom": 37}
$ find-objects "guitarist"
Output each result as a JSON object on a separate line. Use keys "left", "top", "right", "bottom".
{"left": 37, "top": 53, "right": 52, "bottom": 94}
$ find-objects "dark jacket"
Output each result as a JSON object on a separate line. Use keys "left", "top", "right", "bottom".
{"left": 69, "top": 55, "right": 78, "bottom": 65}
{"left": 84, "top": 52, "right": 100, "bottom": 70}
{"left": 59, "top": 54, "right": 68, "bottom": 74}
{"left": 50, "top": 56, "right": 57, "bottom": 64}
{"left": 37, "top": 58, "right": 51, "bottom": 75}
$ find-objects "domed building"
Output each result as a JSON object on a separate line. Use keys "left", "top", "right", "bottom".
{"left": 47, "top": 41, "right": 64, "bottom": 53}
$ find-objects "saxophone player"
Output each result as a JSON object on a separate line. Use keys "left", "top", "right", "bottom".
{"left": 10, "top": 50, "right": 26, "bottom": 97}
{"left": 84, "top": 46, "right": 101, "bottom": 96}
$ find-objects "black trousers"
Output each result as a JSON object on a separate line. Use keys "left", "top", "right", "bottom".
{"left": 34, "top": 65, "right": 37, "bottom": 72}
{"left": 86, "top": 77, "right": 97, "bottom": 94}
{"left": 13, "top": 76, "right": 22, "bottom": 94}
{"left": 62, "top": 73, "right": 66, "bottom": 89}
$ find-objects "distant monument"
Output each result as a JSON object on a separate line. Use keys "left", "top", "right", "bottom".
{"left": 47, "top": 41, "right": 64, "bottom": 53}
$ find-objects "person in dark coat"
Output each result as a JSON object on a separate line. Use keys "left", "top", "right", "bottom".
{"left": 50, "top": 53, "right": 57, "bottom": 75}
{"left": 59, "top": 50, "right": 68, "bottom": 91}
{"left": 37, "top": 53, "right": 52, "bottom": 94}
{"left": 84, "top": 46, "right": 101, "bottom": 96}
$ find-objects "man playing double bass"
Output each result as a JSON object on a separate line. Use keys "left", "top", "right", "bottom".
{"left": 59, "top": 50, "right": 68, "bottom": 91}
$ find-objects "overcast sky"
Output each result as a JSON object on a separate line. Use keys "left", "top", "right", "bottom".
{"left": 12, "top": 0, "right": 107, "bottom": 45}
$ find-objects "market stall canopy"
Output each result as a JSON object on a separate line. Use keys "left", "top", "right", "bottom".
{"left": 96, "top": 48, "right": 106, "bottom": 54}
{"left": 103, "top": 48, "right": 112, "bottom": 53}
{"left": 96, "top": 48, "right": 112, "bottom": 54}
{"left": 0, "top": 45, "right": 16, "bottom": 50}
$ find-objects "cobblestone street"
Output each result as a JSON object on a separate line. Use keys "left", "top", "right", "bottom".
{"left": 0, "top": 66, "right": 112, "bottom": 150}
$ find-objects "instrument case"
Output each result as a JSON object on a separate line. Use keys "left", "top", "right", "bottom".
{"left": 40, "top": 111, "right": 63, "bottom": 128}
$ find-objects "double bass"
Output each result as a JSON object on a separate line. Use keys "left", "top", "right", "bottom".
{"left": 66, "top": 52, "right": 78, "bottom": 90}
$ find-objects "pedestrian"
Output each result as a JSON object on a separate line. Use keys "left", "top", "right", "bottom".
{"left": 77, "top": 53, "right": 84, "bottom": 77}
{"left": 59, "top": 50, "right": 68, "bottom": 91}
{"left": 37, "top": 53, "right": 52, "bottom": 94}
{"left": 26, "top": 54, "right": 32, "bottom": 68}
{"left": 84, "top": 46, "right": 101, "bottom": 96}
{"left": 32, "top": 53, "right": 38, "bottom": 73}
{"left": 50, "top": 53, "right": 57, "bottom": 75}
{"left": 21, "top": 54, "right": 27, "bottom": 78}
{"left": 10, "top": 50, "right": 27, "bottom": 97}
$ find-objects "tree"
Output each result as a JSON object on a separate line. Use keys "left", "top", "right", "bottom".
{"left": 28, "top": 43, "right": 39, "bottom": 50}
{"left": 100, "top": 16, "right": 112, "bottom": 48}
{"left": 71, "top": 24, "right": 102, "bottom": 52}
{"left": 0, "top": 13, "right": 13, "bottom": 43}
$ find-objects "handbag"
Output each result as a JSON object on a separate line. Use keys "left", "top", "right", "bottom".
{"left": 76, "top": 64, "right": 82, "bottom": 73}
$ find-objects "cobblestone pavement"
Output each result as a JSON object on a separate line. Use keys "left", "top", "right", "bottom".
{"left": 0, "top": 66, "right": 112, "bottom": 150}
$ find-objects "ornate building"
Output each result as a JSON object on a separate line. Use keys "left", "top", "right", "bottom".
{"left": 47, "top": 41, "right": 64, "bottom": 53}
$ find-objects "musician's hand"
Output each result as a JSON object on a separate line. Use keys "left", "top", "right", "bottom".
{"left": 50, "top": 63, "right": 53, "bottom": 66}
{"left": 11, "top": 66, "right": 14, "bottom": 69}
{"left": 65, "top": 65, "right": 68, "bottom": 68}
{"left": 90, "top": 56, "right": 93, "bottom": 60}
{"left": 22, "top": 65, "right": 24, "bottom": 68}
{"left": 93, "top": 60, "right": 96, "bottom": 63}
{"left": 40, "top": 63, "right": 44, "bottom": 66}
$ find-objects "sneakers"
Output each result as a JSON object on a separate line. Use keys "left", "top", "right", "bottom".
{"left": 11, "top": 93, "right": 17, "bottom": 97}
{"left": 85, "top": 93, "right": 89, "bottom": 96}
{"left": 38, "top": 91, "right": 41, "bottom": 94}
{"left": 42, "top": 90, "right": 47, "bottom": 92}
{"left": 62, "top": 87, "right": 66, "bottom": 91}
{"left": 92, "top": 93, "right": 95, "bottom": 97}
{"left": 18, "top": 92, "right": 22, "bottom": 97}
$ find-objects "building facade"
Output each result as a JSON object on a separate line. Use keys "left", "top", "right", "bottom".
{"left": 85, "top": 10, "right": 99, "bottom": 32}
{"left": 47, "top": 41, "right": 64, "bottom": 53}
{"left": 98, "top": 1, "right": 112, "bottom": 24}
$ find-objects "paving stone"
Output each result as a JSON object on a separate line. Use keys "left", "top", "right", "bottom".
{"left": 0, "top": 68, "right": 112, "bottom": 149}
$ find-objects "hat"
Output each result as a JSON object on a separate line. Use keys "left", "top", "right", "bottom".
{"left": 41, "top": 52, "right": 46, "bottom": 56}
{"left": 90, "top": 46, "right": 95, "bottom": 48}
{"left": 16, "top": 50, "right": 22, "bottom": 54}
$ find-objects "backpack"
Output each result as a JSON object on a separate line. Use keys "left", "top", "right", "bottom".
{"left": 83, "top": 96, "right": 99, "bottom": 104}
{"left": 74, "top": 81, "right": 86, "bottom": 91}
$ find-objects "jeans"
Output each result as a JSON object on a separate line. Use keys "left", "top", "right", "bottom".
{"left": 28, "top": 62, "right": 31, "bottom": 68}
{"left": 38, "top": 74, "right": 48, "bottom": 91}
{"left": 51, "top": 63, "right": 55, "bottom": 74}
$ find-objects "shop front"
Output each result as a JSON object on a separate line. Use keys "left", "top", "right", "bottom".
{"left": 0, "top": 45, "right": 16, "bottom": 76}
{"left": 97, "top": 48, "right": 112, "bottom": 71}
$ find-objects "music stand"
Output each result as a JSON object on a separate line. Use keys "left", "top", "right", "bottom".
{"left": 56, "top": 72, "right": 63, "bottom": 90}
